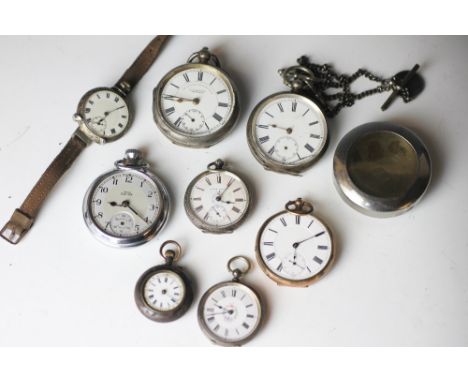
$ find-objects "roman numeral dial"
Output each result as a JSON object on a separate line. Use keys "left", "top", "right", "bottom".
{"left": 82, "top": 88, "right": 130, "bottom": 139}
{"left": 157, "top": 66, "right": 235, "bottom": 139}
{"left": 186, "top": 167, "right": 250, "bottom": 232}
{"left": 200, "top": 283, "right": 262, "bottom": 344}
{"left": 143, "top": 271, "right": 186, "bottom": 312}
{"left": 249, "top": 93, "right": 328, "bottom": 171}
{"left": 257, "top": 206, "right": 333, "bottom": 285}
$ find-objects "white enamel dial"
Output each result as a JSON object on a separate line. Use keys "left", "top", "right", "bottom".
{"left": 259, "top": 211, "right": 333, "bottom": 282}
{"left": 143, "top": 271, "right": 186, "bottom": 312}
{"left": 159, "top": 67, "right": 234, "bottom": 136}
{"left": 201, "top": 283, "right": 261, "bottom": 343}
{"left": 90, "top": 171, "right": 161, "bottom": 238}
{"left": 252, "top": 93, "right": 327, "bottom": 165}
{"left": 187, "top": 171, "right": 249, "bottom": 229}
{"left": 82, "top": 89, "right": 130, "bottom": 138}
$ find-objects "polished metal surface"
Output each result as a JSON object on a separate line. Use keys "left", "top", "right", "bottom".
{"left": 333, "top": 122, "right": 431, "bottom": 217}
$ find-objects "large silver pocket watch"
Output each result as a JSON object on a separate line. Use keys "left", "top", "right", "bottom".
{"left": 134, "top": 240, "right": 194, "bottom": 323}
{"left": 256, "top": 198, "right": 335, "bottom": 288}
{"left": 198, "top": 256, "right": 264, "bottom": 346}
{"left": 153, "top": 47, "right": 240, "bottom": 148}
{"left": 83, "top": 149, "right": 170, "bottom": 247}
{"left": 184, "top": 159, "right": 251, "bottom": 234}
{"left": 247, "top": 66, "right": 329, "bottom": 175}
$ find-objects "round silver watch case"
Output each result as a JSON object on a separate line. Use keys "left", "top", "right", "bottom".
{"left": 246, "top": 91, "right": 328, "bottom": 176}
{"left": 134, "top": 241, "right": 194, "bottom": 323}
{"left": 333, "top": 122, "right": 431, "bottom": 217}
{"left": 74, "top": 86, "right": 134, "bottom": 144}
{"left": 153, "top": 48, "right": 240, "bottom": 148}
{"left": 184, "top": 160, "right": 251, "bottom": 234}
{"left": 83, "top": 150, "right": 171, "bottom": 247}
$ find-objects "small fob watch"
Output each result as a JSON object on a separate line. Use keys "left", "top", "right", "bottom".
{"left": 83, "top": 149, "right": 170, "bottom": 247}
{"left": 184, "top": 159, "right": 251, "bottom": 234}
{"left": 135, "top": 240, "right": 194, "bottom": 323}
{"left": 256, "top": 198, "right": 335, "bottom": 287}
{"left": 1, "top": 36, "right": 169, "bottom": 244}
{"left": 247, "top": 56, "right": 423, "bottom": 175}
{"left": 198, "top": 256, "right": 264, "bottom": 346}
{"left": 153, "top": 47, "right": 240, "bottom": 148}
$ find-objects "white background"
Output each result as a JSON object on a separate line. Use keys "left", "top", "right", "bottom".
{"left": 0, "top": 36, "right": 467, "bottom": 346}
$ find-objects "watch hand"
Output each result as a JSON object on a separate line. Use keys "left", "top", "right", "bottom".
{"left": 164, "top": 95, "right": 200, "bottom": 104}
{"left": 288, "top": 259, "right": 305, "bottom": 270}
{"left": 96, "top": 106, "right": 126, "bottom": 124}
{"left": 270, "top": 124, "right": 293, "bottom": 134}
{"left": 215, "top": 182, "right": 234, "bottom": 202}
{"left": 109, "top": 200, "right": 147, "bottom": 222}
{"left": 292, "top": 231, "right": 324, "bottom": 248}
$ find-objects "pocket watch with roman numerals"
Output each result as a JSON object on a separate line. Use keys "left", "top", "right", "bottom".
{"left": 135, "top": 240, "right": 193, "bottom": 323}
{"left": 247, "top": 56, "right": 423, "bottom": 176}
{"left": 256, "top": 198, "right": 335, "bottom": 287}
{"left": 198, "top": 256, "right": 264, "bottom": 346}
{"left": 184, "top": 159, "right": 251, "bottom": 234}
{"left": 153, "top": 47, "right": 240, "bottom": 148}
{"left": 83, "top": 149, "right": 170, "bottom": 248}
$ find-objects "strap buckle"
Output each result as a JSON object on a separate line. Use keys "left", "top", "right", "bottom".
{"left": 0, "top": 209, "right": 34, "bottom": 245}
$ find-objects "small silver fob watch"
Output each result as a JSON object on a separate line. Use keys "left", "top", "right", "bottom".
{"left": 83, "top": 149, "right": 170, "bottom": 248}
{"left": 184, "top": 159, "right": 251, "bottom": 234}
{"left": 198, "top": 256, "right": 264, "bottom": 346}
{"left": 153, "top": 47, "right": 240, "bottom": 148}
{"left": 135, "top": 240, "right": 194, "bottom": 323}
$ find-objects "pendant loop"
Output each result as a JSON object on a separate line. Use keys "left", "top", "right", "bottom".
{"left": 207, "top": 159, "right": 225, "bottom": 171}
{"left": 160, "top": 240, "right": 182, "bottom": 263}
{"left": 285, "top": 198, "right": 314, "bottom": 215}
{"left": 187, "top": 47, "right": 221, "bottom": 67}
{"left": 227, "top": 256, "right": 251, "bottom": 280}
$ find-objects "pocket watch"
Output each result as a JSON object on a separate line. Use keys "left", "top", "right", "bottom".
{"left": 247, "top": 56, "right": 423, "bottom": 176}
{"left": 83, "top": 149, "right": 170, "bottom": 247}
{"left": 153, "top": 47, "right": 240, "bottom": 148}
{"left": 198, "top": 256, "right": 264, "bottom": 346}
{"left": 1, "top": 35, "right": 170, "bottom": 245}
{"left": 256, "top": 198, "right": 335, "bottom": 287}
{"left": 184, "top": 159, "right": 251, "bottom": 234}
{"left": 134, "top": 240, "right": 193, "bottom": 323}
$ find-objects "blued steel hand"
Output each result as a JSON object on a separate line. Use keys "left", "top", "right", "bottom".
{"left": 109, "top": 200, "right": 146, "bottom": 222}
{"left": 292, "top": 231, "right": 324, "bottom": 248}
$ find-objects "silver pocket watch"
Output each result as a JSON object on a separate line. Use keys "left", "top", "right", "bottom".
{"left": 184, "top": 159, "right": 251, "bottom": 234}
{"left": 256, "top": 198, "right": 335, "bottom": 288}
{"left": 153, "top": 47, "right": 240, "bottom": 148}
{"left": 83, "top": 149, "right": 170, "bottom": 247}
{"left": 198, "top": 256, "right": 264, "bottom": 346}
{"left": 134, "top": 240, "right": 193, "bottom": 323}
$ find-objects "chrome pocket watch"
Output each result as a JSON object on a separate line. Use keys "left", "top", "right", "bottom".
{"left": 256, "top": 198, "right": 335, "bottom": 287}
{"left": 247, "top": 56, "right": 423, "bottom": 175}
{"left": 198, "top": 256, "right": 264, "bottom": 346}
{"left": 153, "top": 47, "right": 240, "bottom": 148}
{"left": 83, "top": 149, "right": 170, "bottom": 247}
{"left": 134, "top": 240, "right": 193, "bottom": 322}
{"left": 184, "top": 159, "right": 251, "bottom": 234}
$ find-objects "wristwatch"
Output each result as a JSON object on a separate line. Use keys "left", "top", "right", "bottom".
{"left": 1, "top": 35, "right": 170, "bottom": 245}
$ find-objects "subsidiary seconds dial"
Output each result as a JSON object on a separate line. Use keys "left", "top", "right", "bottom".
{"left": 256, "top": 198, "right": 335, "bottom": 287}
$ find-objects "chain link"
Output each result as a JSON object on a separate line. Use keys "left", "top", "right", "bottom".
{"left": 280, "top": 56, "right": 413, "bottom": 118}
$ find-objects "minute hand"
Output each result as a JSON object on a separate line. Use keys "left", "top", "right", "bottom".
{"left": 292, "top": 231, "right": 325, "bottom": 248}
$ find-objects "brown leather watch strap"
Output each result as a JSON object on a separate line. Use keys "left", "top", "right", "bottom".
{"left": 1, "top": 133, "right": 88, "bottom": 244}
{"left": 115, "top": 35, "right": 170, "bottom": 94}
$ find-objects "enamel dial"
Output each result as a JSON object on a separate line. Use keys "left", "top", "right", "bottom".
{"left": 80, "top": 88, "right": 131, "bottom": 139}
{"left": 89, "top": 170, "right": 161, "bottom": 238}
{"left": 159, "top": 66, "right": 234, "bottom": 136}
{"left": 143, "top": 270, "right": 186, "bottom": 312}
{"left": 199, "top": 282, "right": 262, "bottom": 346}
{"left": 257, "top": 206, "right": 334, "bottom": 287}
{"left": 248, "top": 92, "right": 328, "bottom": 173}
{"left": 185, "top": 168, "right": 250, "bottom": 233}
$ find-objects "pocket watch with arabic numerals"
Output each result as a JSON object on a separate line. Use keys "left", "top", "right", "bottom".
{"left": 198, "top": 256, "right": 264, "bottom": 346}
{"left": 256, "top": 198, "right": 335, "bottom": 287}
{"left": 184, "top": 159, "right": 251, "bottom": 234}
{"left": 153, "top": 47, "right": 240, "bottom": 148}
{"left": 135, "top": 240, "right": 193, "bottom": 323}
{"left": 83, "top": 149, "right": 170, "bottom": 248}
